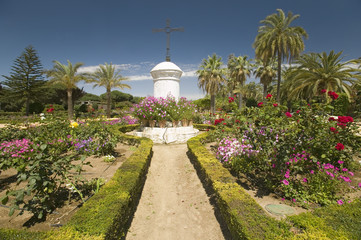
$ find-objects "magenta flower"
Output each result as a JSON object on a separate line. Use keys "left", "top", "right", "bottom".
{"left": 282, "top": 179, "right": 289, "bottom": 185}
{"left": 310, "top": 170, "right": 314, "bottom": 174}
{"left": 285, "top": 112, "right": 292, "bottom": 118}
{"left": 337, "top": 200, "right": 344, "bottom": 205}
{"left": 303, "top": 178, "right": 308, "bottom": 182}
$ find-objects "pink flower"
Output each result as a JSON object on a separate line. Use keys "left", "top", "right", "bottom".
{"left": 358, "top": 183, "right": 361, "bottom": 188}
{"left": 321, "top": 89, "right": 327, "bottom": 94}
{"left": 285, "top": 112, "right": 292, "bottom": 118}
{"left": 335, "top": 143, "right": 344, "bottom": 151}
{"left": 257, "top": 102, "right": 263, "bottom": 107}
{"left": 273, "top": 103, "right": 278, "bottom": 107}
{"left": 338, "top": 160, "right": 344, "bottom": 165}
{"left": 310, "top": 170, "right": 314, "bottom": 174}
{"left": 282, "top": 179, "right": 289, "bottom": 185}
{"left": 303, "top": 178, "right": 308, "bottom": 182}
{"left": 282, "top": 198, "right": 285, "bottom": 201}
{"left": 349, "top": 171, "right": 354, "bottom": 176}
{"left": 296, "top": 110, "right": 300, "bottom": 114}
{"left": 266, "top": 94, "right": 272, "bottom": 99}
{"left": 292, "top": 198, "right": 296, "bottom": 202}
{"left": 284, "top": 173, "right": 290, "bottom": 179}
{"left": 337, "top": 200, "right": 344, "bottom": 205}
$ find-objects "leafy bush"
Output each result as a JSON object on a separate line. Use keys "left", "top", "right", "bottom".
{"left": 213, "top": 93, "right": 361, "bottom": 206}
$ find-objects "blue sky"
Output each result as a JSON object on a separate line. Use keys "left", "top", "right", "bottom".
{"left": 1, "top": 0, "right": 360, "bottom": 99}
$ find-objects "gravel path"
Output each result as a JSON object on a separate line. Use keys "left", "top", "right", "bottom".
{"left": 126, "top": 144, "right": 226, "bottom": 240}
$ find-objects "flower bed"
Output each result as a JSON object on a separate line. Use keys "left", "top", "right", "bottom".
{"left": 211, "top": 93, "right": 361, "bottom": 207}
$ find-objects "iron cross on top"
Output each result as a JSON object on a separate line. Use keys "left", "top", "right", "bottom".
{"left": 152, "top": 19, "right": 184, "bottom": 62}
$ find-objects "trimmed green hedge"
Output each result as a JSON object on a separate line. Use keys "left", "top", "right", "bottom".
{"left": 187, "top": 132, "right": 292, "bottom": 239}
{"left": 64, "top": 132, "right": 153, "bottom": 239}
{"left": 288, "top": 199, "right": 361, "bottom": 239}
{"left": 193, "top": 123, "right": 216, "bottom": 131}
{"left": 0, "top": 125, "right": 153, "bottom": 240}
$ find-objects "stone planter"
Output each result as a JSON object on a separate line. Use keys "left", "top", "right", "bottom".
{"left": 149, "top": 120, "right": 156, "bottom": 128}
{"left": 188, "top": 120, "right": 193, "bottom": 126}
{"left": 181, "top": 119, "right": 188, "bottom": 127}
{"left": 172, "top": 120, "right": 179, "bottom": 127}
{"left": 158, "top": 120, "right": 167, "bottom": 128}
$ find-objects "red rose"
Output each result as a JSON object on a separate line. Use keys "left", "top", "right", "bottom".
{"left": 266, "top": 94, "right": 272, "bottom": 99}
{"left": 296, "top": 110, "right": 300, "bottom": 114}
{"left": 228, "top": 97, "right": 234, "bottom": 103}
{"left": 223, "top": 122, "right": 227, "bottom": 125}
{"left": 330, "top": 127, "right": 338, "bottom": 133}
{"left": 328, "top": 117, "right": 336, "bottom": 121}
{"left": 285, "top": 112, "right": 292, "bottom": 118}
{"left": 321, "top": 89, "right": 327, "bottom": 94}
{"left": 258, "top": 102, "right": 263, "bottom": 107}
{"left": 328, "top": 91, "right": 339, "bottom": 100}
{"left": 335, "top": 143, "right": 344, "bottom": 151}
{"left": 273, "top": 103, "right": 278, "bottom": 107}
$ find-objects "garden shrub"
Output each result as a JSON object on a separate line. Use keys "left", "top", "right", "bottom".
{"left": 213, "top": 93, "right": 361, "bottom": 206}
{"left": 187, "top": 132, "right": 292, "bottom": 240}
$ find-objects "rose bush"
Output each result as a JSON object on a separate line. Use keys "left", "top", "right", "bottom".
{"left": 214, "top": 92, "right": 360, "bottom": 206}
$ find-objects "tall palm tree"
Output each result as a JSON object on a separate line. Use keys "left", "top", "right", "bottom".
{"left": 287, "top": 51, "right": 361, "bottom": 101}
{"left": 47, "top": 60, "right": 86, "bottom": 120}
{"left": 196, "top": 54, "right": 226, "bottom": 114}
{"left": 254, "top": 58, "right": 277, "bottom": 98}
{"left": 253, "top": 9, "right": 308, "bottom": 102}
{"left": 227, "top": 55, "right": 252, "bottom": 110}
{"left": 87, "top": 63, "right": 130, "bottom": 118}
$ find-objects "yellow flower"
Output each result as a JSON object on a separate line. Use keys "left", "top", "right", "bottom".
{"left": 70, "top": 122, "right": 79, "bottom": 128}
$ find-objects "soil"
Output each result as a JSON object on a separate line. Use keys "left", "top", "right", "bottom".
{"left": 126, "top": 144, "right": 227, "bottom": 240}
{"left": 0, "top": 143, "right": 134, "bottom": 231}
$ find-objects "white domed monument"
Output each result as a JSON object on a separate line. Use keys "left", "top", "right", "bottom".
{"left": 131, "top": 19, "right": 199, "bottom": 144}
{"left": 150, "top": 61, "right": 182, "bottom": 100}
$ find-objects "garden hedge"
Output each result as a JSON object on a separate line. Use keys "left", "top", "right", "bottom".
{"left": 188, "top": 131, "right": 361, "bottom": 240}
{"left": 0, "top": 124, "right": 153, "bottom": 240}
{"left": 187, "top": 132, "right": 292, "bottom": 239}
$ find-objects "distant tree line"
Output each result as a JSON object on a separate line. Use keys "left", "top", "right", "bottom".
{"left": 0, "top": 46, "right": 136, "bottom": 119}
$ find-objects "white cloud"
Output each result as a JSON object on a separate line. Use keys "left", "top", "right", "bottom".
{"left": 78, "top": 65, "right": 100, "bottom": 74}
{"left": 182, "top": 70, "right": 197, "bottom": 78}
{"left": 125, "top": 74, "right": 152, "bottom": 81}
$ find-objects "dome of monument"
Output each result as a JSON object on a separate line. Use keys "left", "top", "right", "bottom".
{"left": 150, "top": 61, "right": 182, "bottom": 73}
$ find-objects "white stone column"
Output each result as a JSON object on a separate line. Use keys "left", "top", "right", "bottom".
{"left": 150, "top": 61, "right": 183, "bottom": 100}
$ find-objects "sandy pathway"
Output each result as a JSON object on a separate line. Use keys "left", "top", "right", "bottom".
{"left": 126, "top": 144, "right": 226, "bottom": 240}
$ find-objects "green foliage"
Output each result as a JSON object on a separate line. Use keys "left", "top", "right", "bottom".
{"left": 1, "top": 45, "right": 45, "bottom": 115}
{"left": 212, "top": 95, "right": 360, "bottom": 206}
{"left": 79, "top": 93, "right": 101, "bottom": 102}
{"left": 288, "top": 199, "right": 361, "bottom": 239}
{"left": 67, "top": 134, "right": 153, "bottom": 239}
{"left": 187, "top": 133, "right": 292, "bottom": 239}
{"left": 193, "top": 97, "right": 211, "bottom": 111}
{"left": 100, "top": 90, "right": 132, "bottom": 103}
{"left": 333, "top": 93, "right": 350, "bottom": 115}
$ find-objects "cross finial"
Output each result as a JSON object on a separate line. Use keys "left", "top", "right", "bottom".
{"left": 152, "top": 19, "right": 184, "bottom": 62}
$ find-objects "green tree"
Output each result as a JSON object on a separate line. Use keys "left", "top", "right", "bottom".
{"left": 1, "top": 46, "right": 45, "bottom": 115}
{"left": 254, "top": 58, "right": 277, "bottom": 98}
{"left": 87, "top": 63, "right": 130, "bottom": 118}
{"left": 287, "top": 51, "right": 361, "bottom": 101}
{"left": 253, "top": 9, "right": 308, "bottom": 102}
{"left": 196, "top": 54, "right": 226, "bottom": 114}
{"left": 47, "top": 60, "right": 86, "bottom": 120}
{"left": 227, "top": 55, "right": 252, "bottom": 110}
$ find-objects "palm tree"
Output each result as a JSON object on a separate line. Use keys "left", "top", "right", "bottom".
{"left": 87, "top": 63, "right": 130, "bottom": 118}
{"left": 254, "top": 58, "right": 277, "bottom": 98}
{"left": 253, "top": 9, "right": 308, "bottom": 102}
{"left": 196, "top": 54, "right": 226, "bottom": 114}
{"left": 227, "top": 55, "right": 252, "bottom": 110}
{"left": 47, "top": 60, "right": 86, "bottom": 120}
{"left": 287, "top": 51, "right": 361, "bottom": 101}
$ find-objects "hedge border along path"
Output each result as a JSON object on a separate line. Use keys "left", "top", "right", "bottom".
{"left": 0, "top": 124, "right": 153, "bottom": 240}
{"left": 187, "top": 131, "right": 292, "bottom": 240}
